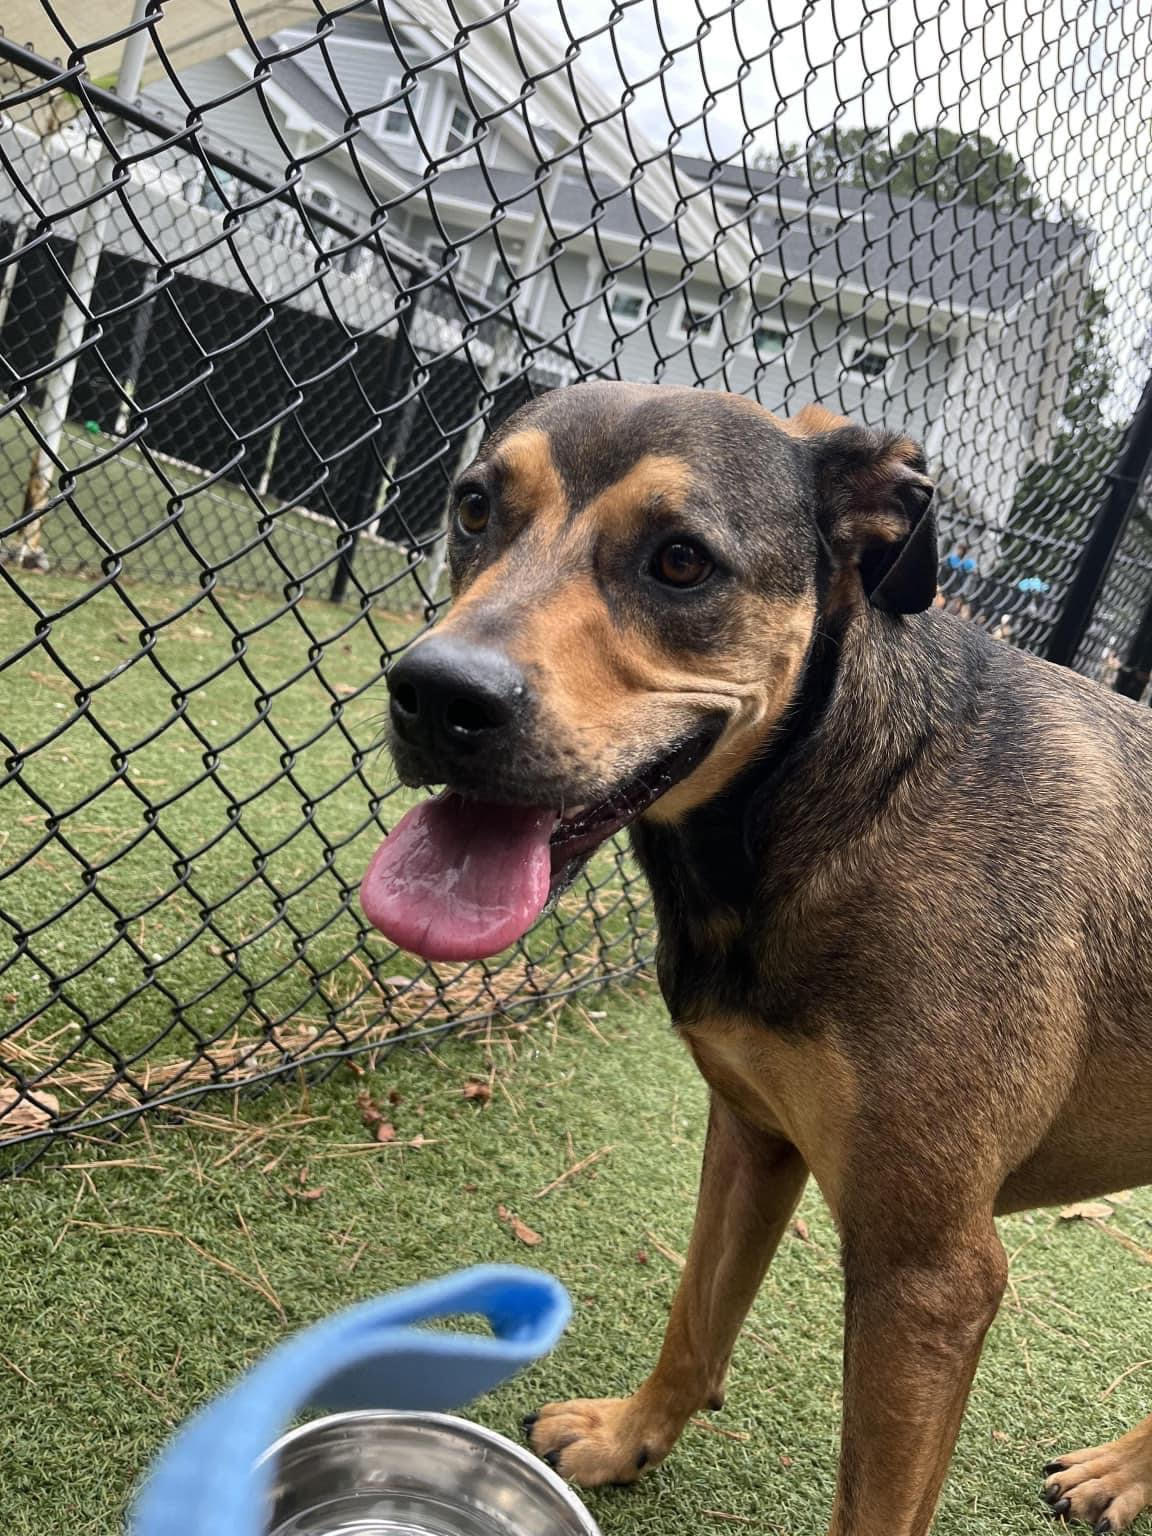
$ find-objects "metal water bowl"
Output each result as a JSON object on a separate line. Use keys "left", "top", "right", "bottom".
{"left": 261, "top": 1411, "right": 602, "bottom": 1536}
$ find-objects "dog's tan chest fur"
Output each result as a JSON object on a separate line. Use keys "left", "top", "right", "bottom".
{"left": 681, "top": 1014, "right": 856, "bottom": 1217}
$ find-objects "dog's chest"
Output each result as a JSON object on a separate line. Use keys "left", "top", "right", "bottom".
{"left": 654, "top": 896, "right": 842, "bottom": 1032}
{"left": 680, "top": 1013, "right": 854, "bottom": 1213}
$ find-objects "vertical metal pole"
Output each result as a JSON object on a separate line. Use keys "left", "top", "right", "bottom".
{"left": 329, "top": 287, "right": 425, "bottom": 603}
{"left": 1045, "top": 371, "right": 1152, "bottom": 669}
{"left": 1114, "top": 570, "right": 1152, "bottom": 701}
{"left": 257, "top": 421, "right": 283, "bottom": 497}
{"left": 17, "top": 0, "right": 151, "bottom": 570}
{"left": 424, "top": 327, "right": 519, "bottom": 599}
{"left": 0, "top": 216, "right": 33, "bottom": 335}
{"left": 113, "top": 264, "right": 156, "bottom": 436}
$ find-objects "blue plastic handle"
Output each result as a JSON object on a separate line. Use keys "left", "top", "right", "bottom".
{"left": 129, "top": 1264, "right": 571, "bottom": 1536}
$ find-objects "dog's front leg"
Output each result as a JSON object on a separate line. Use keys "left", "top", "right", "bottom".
{"left": 525, "top": 1095, "right": 808, "bottom": 1486}
{"left": 831, "top": 1216, "right": 1008, "bottom": 1536}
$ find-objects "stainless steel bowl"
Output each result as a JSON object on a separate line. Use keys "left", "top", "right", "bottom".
{"left": 259, "top": 1411, "right": 602, "bottom": 1536}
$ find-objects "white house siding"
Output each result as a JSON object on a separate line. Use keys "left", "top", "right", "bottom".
{"left": 277, "top": 29, "right": 430, "bottom": 176}
{"left": 141, "top": 57, "right": 289, "bottom": 170}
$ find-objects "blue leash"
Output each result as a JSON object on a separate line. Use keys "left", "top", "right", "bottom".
{"left": 129, "top": 1264, "right": 571, "bottom": 1536}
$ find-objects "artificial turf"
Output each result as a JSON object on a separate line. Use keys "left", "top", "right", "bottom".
{"left": 2, "top": 987, "right": 1150, "bottom": 1536}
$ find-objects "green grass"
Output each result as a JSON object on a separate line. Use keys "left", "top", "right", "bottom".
{"left": 1, "top": 991, "right": 1150, "bottom": 1536}
{"left": 0, "top": 411, "right": 416, "bottom": 603}
{"left": 0, "top": 565, "right": 650, "bottom": 1148}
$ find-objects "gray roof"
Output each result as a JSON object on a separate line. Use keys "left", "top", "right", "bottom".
{"left": 673, "top": 152, "right": 871, "bottom": 213}
{"left": 748, "top": 195, "right": 1081, "bottom": 313}
{"left": 673, "top": 152, "right": 1085, "bottom": 311}
{"left": 435, "top": 159, "right": 1081, "bottom": 313}
{"left": 236, "top": 44, "right": 1086, "bottom": 316}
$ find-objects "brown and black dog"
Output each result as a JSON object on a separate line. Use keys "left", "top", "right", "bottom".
{"left": 359, "top": 380, "right": 1152, "bottom": 1536}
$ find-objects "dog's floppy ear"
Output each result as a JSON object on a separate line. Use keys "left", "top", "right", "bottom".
{"left": 809, "top": 425, "right": 937, "bottom": 614}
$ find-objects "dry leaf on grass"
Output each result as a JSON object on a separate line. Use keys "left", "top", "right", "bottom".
{"left": 375, "top": 1122, "right": 397, "bottom": 1144}
{"left": 793, "top": 1218, "right": 810, "bottom": 1242}
{"left": 407, "top": 1134, "right": 430, "bottom": 1150}
{"left": 462, "top": 1078, "right": 492, "bottom": 1106}
{"left": 1060, "top": 1201, "right": 1114, "bottom": 1223}
{"left": 356, "top": 1090, "right": 381, "bottom": 1123}
{"left": 498, "top": 1204, "right": 542, "bottom": 1247}
{"left": 1107, "top": 1190, "right": 1134, "bottom": 1205}
{"left": 0, "top": 1086, "right": 59, "bottom": 1131}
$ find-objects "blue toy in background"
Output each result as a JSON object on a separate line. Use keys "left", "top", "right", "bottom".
{"left": 129, "top": 1266, "right": 574, "bottom": 1536}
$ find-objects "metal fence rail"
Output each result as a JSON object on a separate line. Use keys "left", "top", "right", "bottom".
{"left": 3, "top": 0, "right": 1152, "bottom": 1169}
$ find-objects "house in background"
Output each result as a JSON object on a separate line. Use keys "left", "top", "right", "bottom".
{"left": 0, "top": 0, "right": 1090, "bottom": 573}
{"left": 132, "top": 1, "right": 1089, "bottom": 570}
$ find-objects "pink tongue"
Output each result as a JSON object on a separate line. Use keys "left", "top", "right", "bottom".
{"left": 359, "top": 793, "right": 558, "bottom": 962}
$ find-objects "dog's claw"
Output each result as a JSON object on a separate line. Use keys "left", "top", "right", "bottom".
{"left": 542, "top": 1450, "right": 560, "bottom": 1470}
{"left": 522, "top": 1413, "right": 539, "bottom": 1435}
{"left": 1044, "top": 1485, "right": 1064, "bottom": 1504}
{"left": 1094, "top": 1522, "right": 1112, "bottom": 1535}
{"left": 1045, "top": 1462, "right": 1068, "bottom": 1477}
{"left": 1047, "top": 1498, "right": 1072, "bottom": 1519}
{"left": 635, "top": 1450, "right": 649, "bottom": 1469}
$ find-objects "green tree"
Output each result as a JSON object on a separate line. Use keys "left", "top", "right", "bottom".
{"left": 757, "top": 126, "right": 1040, "bottom": 217}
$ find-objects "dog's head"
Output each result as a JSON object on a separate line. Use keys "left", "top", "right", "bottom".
{"left": 362, "top": 381, "right": 935, "bottom": 960}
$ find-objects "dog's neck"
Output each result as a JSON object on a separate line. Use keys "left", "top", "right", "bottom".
{"left": 632, "top": 605, "right": 992, "bottom": 1015}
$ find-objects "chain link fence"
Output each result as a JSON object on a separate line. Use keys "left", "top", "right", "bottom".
{"left": 4, "top": 0, "right": 1152, "bottom": 1169}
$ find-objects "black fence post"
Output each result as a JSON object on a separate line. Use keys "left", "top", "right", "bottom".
{"left": 328, "top": 286, "right": 424, "bottom": 604}
{"left": 327, "top": 526, "right": 361, "bottom": 605}
{"left": 1045, "top": 372, "right": 1152, "bottom": 668}
{"left": 1114, "top": 579, "right": 1152, "bottom": 699}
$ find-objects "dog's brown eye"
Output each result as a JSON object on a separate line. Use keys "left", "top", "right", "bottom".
{"left": 653, "top": 539, "right": 713, "bottom": 588}
{"left": 456, "top": 490, "right": 490, "bottom": 535}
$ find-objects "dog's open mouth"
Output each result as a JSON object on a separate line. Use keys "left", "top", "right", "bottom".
{"left": 359, "top": 729, "right": 717, "bottom": 962}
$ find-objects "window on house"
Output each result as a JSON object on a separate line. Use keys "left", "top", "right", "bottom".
{"left": 487, "top": 235, "right": 525, "bottom": 279}
{"left": 845, "top": 342, "right": 891, "bottom": 381}
{"left": 609, "top": 287, "right": 648, "bottom": 324}
{"left": 380, "top": 76, "right": 415, "bottom": 139}
{"left": 750, "top": 318, "right": 789, "bottom": 357}
{"left": 445, "top": 105, "right": 474, "bottom": 155}
{"left": 307, "top": 187, "right": 339, "bottom": 218}
{"left": 670, "top": 297, "right": 718, "bottom": 343}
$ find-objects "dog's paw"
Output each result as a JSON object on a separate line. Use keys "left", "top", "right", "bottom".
{"left": 1042, "top": 1432, "right": 1152, "bottom": 1532}
{"left": 523, "top": 1396, "right": 675, "bottom": 1488}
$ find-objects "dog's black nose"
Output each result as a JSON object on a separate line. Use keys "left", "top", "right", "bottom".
{"left": 387, "top": 636, "right": 529, "bottom": 758}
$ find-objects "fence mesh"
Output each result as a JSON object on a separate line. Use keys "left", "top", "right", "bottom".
{"left": 3, "top": 0, "right": 1152, "bottom": 1168}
